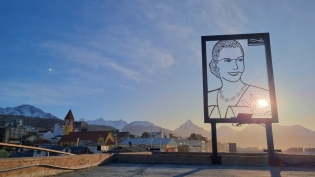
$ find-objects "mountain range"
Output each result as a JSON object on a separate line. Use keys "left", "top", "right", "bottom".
{"left": 79, "top": 118, "right": 127, "bottom": 130}
{"left": 219, "top": 124, "right": 315, "bottom": 150}
{"left": 0, "top": 104, "right": 58, "bottom": 119}
{"left": 174, "top": 120, "right": 211, "bottom": 139}
{"left": 122, "top": 121, "right": 177, "bottom": 137}
{"left": 1, "top": 104, "right": 315, "bottom": 150}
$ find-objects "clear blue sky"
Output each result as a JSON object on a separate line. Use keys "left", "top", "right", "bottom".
{"left": 1, "top": 0, "right": 315, "bottom": 131}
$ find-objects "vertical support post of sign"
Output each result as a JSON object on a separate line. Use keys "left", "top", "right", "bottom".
{"left": 265, "top": 122, "right": 279, "bottom": 166}
{"left": 211, "top": 123, "right": 221, "bottom": 164}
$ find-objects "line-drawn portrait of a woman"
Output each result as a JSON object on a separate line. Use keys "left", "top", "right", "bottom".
{"left": 208, "top": 40, "right": 271, "bottom": 118}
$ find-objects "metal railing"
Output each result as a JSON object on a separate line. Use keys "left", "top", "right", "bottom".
{"left": 0, "top": 142, "right": 75, "bottom": 156}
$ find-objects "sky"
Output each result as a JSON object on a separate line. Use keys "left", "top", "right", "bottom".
{"left": 1, "top": 0, "right": 315, "bottom": 131}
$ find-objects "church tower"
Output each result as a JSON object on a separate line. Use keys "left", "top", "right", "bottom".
{"left": 64, "top": 109, "right": 74, "bottom": 135}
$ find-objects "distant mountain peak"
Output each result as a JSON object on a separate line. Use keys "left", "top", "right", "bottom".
{"left": 78, "top": 118, "right": 87, "bottom": 122}
{"left": 84, "top": 118, "right": 127, "bottom": 130}
{"left": 17, "top": 104, "right": 32, "bottom": 107}
{"left": 129, "top": 121, "right": 155, "bottom": 126}
{"left": 96, "top": 117, "right": 105, "bottom": 121}
{"left": 0, "top": 104, "right": 59, "bottom": 119}
{"left": 185, "top": 119, "right": 193, "bottom": 124}
{"left": 178, "top": 119, "right": 203, "bottom": 130}
{"left": 174, "top": 119, "right": 210, "bottom": 139}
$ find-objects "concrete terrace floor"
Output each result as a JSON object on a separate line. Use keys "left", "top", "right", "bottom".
{"left": 54, "top": 163, "right": 315, "bottom": 177}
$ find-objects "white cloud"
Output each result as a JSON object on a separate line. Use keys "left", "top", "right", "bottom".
{"left": 158, "top": 23, "right": 194, "bottom": 39}
{"left": 131, "top": 42, "right": 175, "bottom": 74}
{"left": 118, "top": 84, "right": 135, "bottom": 90}
{"left": 40, "top": 0, "right": 248, "bottom": 84}
{"left": 44, "top": 33, "right": 176, "bottom": 77}
{"left": 135, "top": 1, "right": 248, "bottom": 34}
{"left": 42, "top": 42, "right": 143, "bottom": 82}
{"left": 0, "top": 81, "right": 103, "bottom": 106}
{"left": 123, "top": 1, "right": 249, "bottom": 65}
{"left": 132, "top": 1, "right": 175, "bottom": 20}
{"left": 105, "top": 61, "right": 141, "bottom": 82}
{"left": 197, "top": 1, "right": 248, "bottom": 34}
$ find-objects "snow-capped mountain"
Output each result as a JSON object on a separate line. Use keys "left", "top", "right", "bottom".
{"left": 80, "top": 118, "right": 127, "bottom": 130}
{"left": 78, "top": 118, "right": 87, "bottom": 122}
{"left": 174, "top": 119, "right": 211, "bottom": 139}
{"left": 122, "top": 121, "right": 175, "bottom": 137}
{"left": 0, "top": 104, "right": 58, "bottom": 119}
{"left": 129, "top": 121, "right": 155, "bottom": 126}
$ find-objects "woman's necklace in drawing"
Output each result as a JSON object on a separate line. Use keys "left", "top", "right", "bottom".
{"left": 219, "top": 84, "right": 247, "bottom": 102}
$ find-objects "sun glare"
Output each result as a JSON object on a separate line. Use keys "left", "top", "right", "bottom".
{"left": 257, "top": 99, "right": 268, "bottom": 108}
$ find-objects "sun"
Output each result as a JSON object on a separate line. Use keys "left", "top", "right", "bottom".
{"left": 257, "top": 99, "right": 268, "bottom": 108}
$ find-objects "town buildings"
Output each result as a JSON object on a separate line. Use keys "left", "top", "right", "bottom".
{"left": 0, "top": 119, "right": 38, "bottom": 144}
{"left": 119, "top": 138, "right": 178, "bottom": 152}
{"left": 59, "top": 131, "right": 115, "bottom": 153}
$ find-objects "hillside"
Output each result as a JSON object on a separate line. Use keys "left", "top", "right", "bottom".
{"left": 79, "top": 118, "right": 127, "bottom": 130}
{"left": 87, "top": 124, "right": 117, "bottom": 131}
{"left": 0, "top": 114, "right": 117, "bottom": 132}
{"left": 218, "top": 124, "right": 315, "bottom": 150}
{"left": 122, "top": 121, "right": 177, "bottom": 137}
{"left": 0, "top": 104, "right": 58, "bottom": 119}
{"left": 0, "top": 114, "right": 63, "bottom": 131}
{"left": 174, "top": 120, "right": 211, "bottom": 139}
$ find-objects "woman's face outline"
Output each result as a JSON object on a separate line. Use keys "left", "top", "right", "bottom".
{"left": 216, "top": 47, "right": 244, "bottom": 82}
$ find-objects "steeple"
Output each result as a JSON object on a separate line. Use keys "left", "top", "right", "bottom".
{"left": 64, "top": 109, "right": 75, "bottom": 121}
{"left": 64, "top": 109, "right": 74, "bottom": 135}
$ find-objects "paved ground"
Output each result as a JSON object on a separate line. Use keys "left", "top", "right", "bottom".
{"left": 54, "top": 163, "right": 315, "bottom": 177}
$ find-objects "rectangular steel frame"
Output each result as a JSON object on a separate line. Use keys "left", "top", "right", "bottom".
{"left": 201, "top": 33, "right": 279, "bottom": 165}
{"left": 201, "top": 33, "right": 278, "bottom": 124}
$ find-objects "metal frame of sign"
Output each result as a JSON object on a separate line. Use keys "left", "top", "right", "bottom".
{"left": 201, "top": 33, "right": 278, "bottom": 124}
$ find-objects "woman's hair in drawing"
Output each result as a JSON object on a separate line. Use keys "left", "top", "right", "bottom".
{"left": 209, "top": 40, "right": 244, "bottom": 78}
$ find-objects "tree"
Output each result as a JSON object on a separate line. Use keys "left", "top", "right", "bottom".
{"left": 141, "top": 132, "right": 150, "bottom": 138}
{"left": 189, "top": 133, "right": 197, "bottom": 140}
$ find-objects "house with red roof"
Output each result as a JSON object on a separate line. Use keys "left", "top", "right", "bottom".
{"left": 59, "top": 131, "right": 115, "bottom": 153}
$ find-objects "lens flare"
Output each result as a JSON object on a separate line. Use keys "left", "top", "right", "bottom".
{"left": 257, "top": 99, "right": 268, "bottom": 108}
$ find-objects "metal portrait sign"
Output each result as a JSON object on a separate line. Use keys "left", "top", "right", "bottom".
{"left": 201, "top": 33, "right": 278, "bottom": 124}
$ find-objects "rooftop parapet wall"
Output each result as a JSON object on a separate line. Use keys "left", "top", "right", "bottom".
{"left": 0, "top": 152, "right": 314, "bottom": 177}
{"left": 0, "top": 154, "right": 112, "bottom": 177}
{"left": 222, "top": 155, "right": 268, "bottom": 166}
{"left": 278, "top": 154, "right": 315, "bottom": 166}
{"left": 114, "top": 153, "right": 213, "bottom": 165}
{"left": 114, "top": 153, "right": 268, "bottom": 166}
